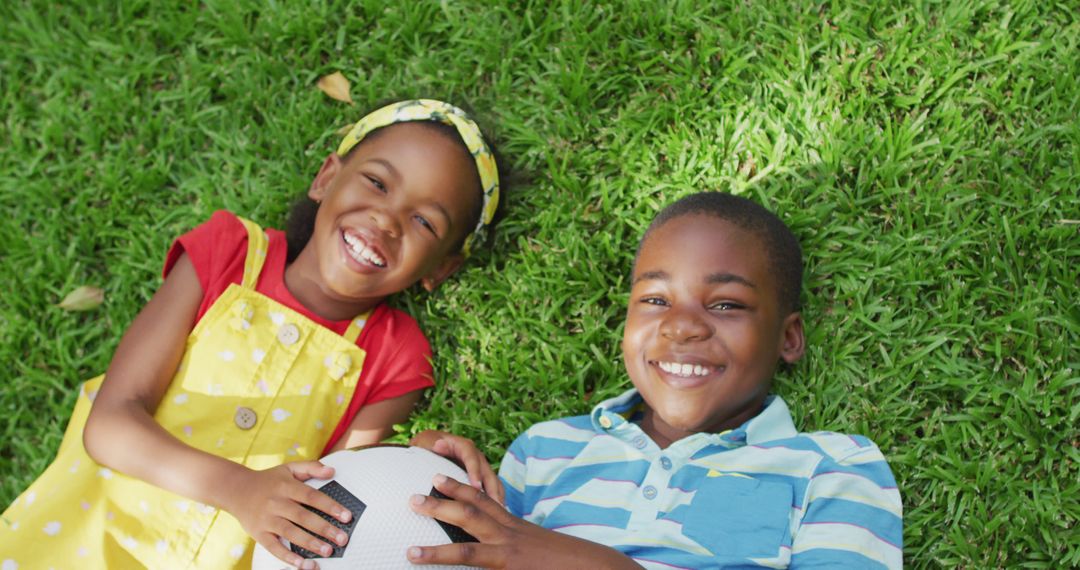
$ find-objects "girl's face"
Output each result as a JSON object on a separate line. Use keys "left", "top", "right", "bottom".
{"left": 290, "top": 122, "right": 482, "bottom": 319}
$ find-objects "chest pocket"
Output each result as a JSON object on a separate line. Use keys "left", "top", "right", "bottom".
{"left": 682, "top": 475, "right": 792, "bottom": 560}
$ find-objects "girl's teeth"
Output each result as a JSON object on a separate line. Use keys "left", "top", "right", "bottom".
{"left": 343, "top": 233, "right": 385, "bottom": 267}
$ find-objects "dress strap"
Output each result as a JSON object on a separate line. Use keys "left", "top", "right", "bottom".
{"left": 235, "top": 216, "right": 269, "bottom": 289}
{"left": 342, "top": 311, "right": 371, "bottom": 343}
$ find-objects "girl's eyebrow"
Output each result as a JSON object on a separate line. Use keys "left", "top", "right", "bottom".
{"left": 366, "top": 158, "right": 400, "bottom": 182}
{"left": 430, "top": 201, "right": 452, "bottom": 230}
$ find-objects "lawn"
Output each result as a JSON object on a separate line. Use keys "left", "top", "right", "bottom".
{"left": 1, "top": 0, "right": 1077, "bottom": 567}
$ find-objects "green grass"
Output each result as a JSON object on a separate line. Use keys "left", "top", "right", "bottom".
{"left": 1, "top": 0, "right": 1077, "bottom": 566}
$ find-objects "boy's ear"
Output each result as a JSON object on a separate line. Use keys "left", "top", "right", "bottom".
{"left": 779, "top": 312, "right": 806, "bottom": 364}
{"left": 420, "top": 253, "right": 465, "bottom": 292}
{"left": 309, "top": 153, "right": 343, "bottom": 202}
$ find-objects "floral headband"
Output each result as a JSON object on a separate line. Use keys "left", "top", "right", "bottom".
{"left": 336, "top": 99, "right": 500, "bottom": 257}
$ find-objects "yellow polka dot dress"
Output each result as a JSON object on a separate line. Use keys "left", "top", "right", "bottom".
{"left": 1, "top": 218, "right": 371, "bottom": 568}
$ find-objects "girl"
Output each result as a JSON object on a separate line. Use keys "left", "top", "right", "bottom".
{"left": 0, "top": 99, "right": 503, "bottom": 569}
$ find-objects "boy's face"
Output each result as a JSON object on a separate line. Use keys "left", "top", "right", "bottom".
{"left": 622, "top": 214, "right": 804, "bottom": 446}
{"left": 298, "top": 122, "right": 481, "bottom": 313}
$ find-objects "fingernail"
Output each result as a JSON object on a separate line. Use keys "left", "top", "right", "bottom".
{"left": 338, "top": 532, "right": 348, "bottom": 545}
{"left": 433, "top": 474, "right": 447, "bottom": 485}
{"left": 410, "top": 494, "right": 426, "bottom": 505}
{"left": 339, "top": 510, "right": 351, "bottom": 522}
{"left": 407, "top": 547, "right": 422, "bottom": 560}
{"left": 321, "top": 544, "right": 332, "bottom": 556}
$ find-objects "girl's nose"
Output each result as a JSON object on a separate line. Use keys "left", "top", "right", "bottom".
{"left": 659, "top": 306, "right": 712, "bottom": 343}
{"left": 369, "top": 208, "right": 401, "bottom": 238}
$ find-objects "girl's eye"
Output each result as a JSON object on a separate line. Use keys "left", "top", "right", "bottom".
{"left": 366, "top": 175, "right": 386, "bottom": 193}
{"left": 709, "top": 302, "right": 742, "bottom": 312}
{"left": 642, "top": 296, "right": 668, "bottom": 306}
{"left": 414, "top": 215, "right": 437, "bottom": 236}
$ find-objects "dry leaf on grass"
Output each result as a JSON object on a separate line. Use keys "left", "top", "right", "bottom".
{"left": 57, "top": 286, "right": 104, "bottom": 311}
{"left": 317, "top": 72, "right": 353, "bottom": 104}
{"left": 335, "top": 122, "right": 355, "bottom": 136}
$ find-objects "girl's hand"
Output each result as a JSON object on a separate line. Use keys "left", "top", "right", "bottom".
{"left": 410, "top": 430, "right": 504, "bottom": 505}
{"left": 226, "top": 461, "right": 352, "bottom": 570}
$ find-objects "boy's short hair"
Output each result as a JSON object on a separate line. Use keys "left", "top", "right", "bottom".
{"left": 639, "top": 192, "right": 803, "bottom": 313}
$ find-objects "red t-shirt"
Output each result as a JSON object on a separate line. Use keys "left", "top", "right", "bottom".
{"left": 163, "top": 211, "right": 434, "bottom": 453}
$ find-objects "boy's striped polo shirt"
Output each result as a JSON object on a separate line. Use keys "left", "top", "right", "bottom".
{"left": 498, "top": 389, "right": 903, "bottom": 569}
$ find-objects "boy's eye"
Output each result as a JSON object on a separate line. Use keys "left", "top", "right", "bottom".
{"left": 642, "top": 296, "right": 668, "bottom": 306}
{"left": 709, "top": 302, "right": 742, "bottom": 311}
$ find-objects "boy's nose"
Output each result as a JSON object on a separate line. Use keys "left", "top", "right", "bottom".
{"left": 659, "top": 307, "right": 712, "bottom": 343}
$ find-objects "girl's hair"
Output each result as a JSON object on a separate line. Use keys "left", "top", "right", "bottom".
{"left": 285, "top": 116, "right": 507, "bottom": 263}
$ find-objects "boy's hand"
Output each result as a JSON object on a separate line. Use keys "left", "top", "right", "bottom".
{"left": 410, "top": 430, "right": 504, "bottom": 504}
{"left": 407, "top": 475, "right": 644, "bottom": 570}
{"left": 226, "top": 461, "right": 352, "bottom": 570}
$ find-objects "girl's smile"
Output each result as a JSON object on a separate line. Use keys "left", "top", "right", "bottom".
{"left": 286, "top": 122, "right": 482, "bottom": 321}
{"left": 341, "top": 227, "right": 388, "bottom": 270}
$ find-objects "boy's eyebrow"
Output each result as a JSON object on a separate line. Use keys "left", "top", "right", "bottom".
{"left": 707, "top": 272, "right": 757, "bottom": 289}
{"left": 632, "top": 270, "right": 757, "bottom": 289}
{"left": 633, "top": 270, "right": 668, "bottom": 284}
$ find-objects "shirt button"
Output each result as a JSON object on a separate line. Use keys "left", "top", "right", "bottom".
{"left": 598, "top": 416, "right": 613, "bottom": 429}
{"left": 660, "top": 456, "right": 672, "bottom": 470}
{"left": 633, "top": 436, "right": 647, "bottom": 449}
{"left": 642, "top": 485, "right": 657, "bottom": 500}
{"left": 277, "top": 323, "right": 300, "bottom": 346}
{"left": 234, "top": 407, "right": 257, "bottom": 430}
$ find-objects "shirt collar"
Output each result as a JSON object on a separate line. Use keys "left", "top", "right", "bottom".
{"left": 589, "top": 388, "right": 798, "bottom": 447}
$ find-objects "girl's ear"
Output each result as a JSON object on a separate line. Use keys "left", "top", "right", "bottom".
{"left": 778, "top": 312, "right": 806, "bottom": 364}
{"left": 420, "top": 253, "right": 465, "bottom": 292}
{"left": 309, "top": 153, "right": 343, "bottom": 202}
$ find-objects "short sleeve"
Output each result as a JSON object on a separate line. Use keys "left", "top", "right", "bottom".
{"left": 498, "top": 430, "right": 532, "bottom": 519}
{"left": 163, "top": 210, "right": 249, "bottom": 301}
{"left": 792, "top": 439, "right": 904, "bottom": 569}
{"left": 321, "top": 307, "right": 434, "bottom": 453}
{"left": 357, "top": 307, "right": 434, "bottom": 404}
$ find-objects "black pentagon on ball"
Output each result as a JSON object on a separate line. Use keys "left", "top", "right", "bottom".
{"left": 291, "top": 480, "right": 366, "bottom": 559}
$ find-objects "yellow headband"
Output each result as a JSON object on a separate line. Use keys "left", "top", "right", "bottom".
{"left": 336, "top": 99, "right": 499, "bottom": 257}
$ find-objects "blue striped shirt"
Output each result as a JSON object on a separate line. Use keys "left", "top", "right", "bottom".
{"left": 498, "top": 389, "right": 902, "bottom": 569}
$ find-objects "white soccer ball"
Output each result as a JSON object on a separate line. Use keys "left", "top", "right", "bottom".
{"left": 251, "top": 445, "right": 478, "bottom": 570}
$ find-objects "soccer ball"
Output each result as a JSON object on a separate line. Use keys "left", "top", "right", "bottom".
{"left": 251, "top": 445, "right": 478, "bottom": 570}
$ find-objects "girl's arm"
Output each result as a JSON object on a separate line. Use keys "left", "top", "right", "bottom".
{"left": 83, "top": 254, "right": 350, "bottom": 569}
{"left": 327, "top": 390, "right": 423, "bottom": 452}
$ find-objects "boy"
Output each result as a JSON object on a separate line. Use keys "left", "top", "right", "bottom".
{"left": 408, "top": 192, "right": 903, "bottom": 569}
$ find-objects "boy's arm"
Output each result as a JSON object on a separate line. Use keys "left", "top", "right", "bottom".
{"left": 791, "top": 441, "right": 904, "bottom": 569}
{"left": 407, "top": 475, "right": 644, "bottom": 570}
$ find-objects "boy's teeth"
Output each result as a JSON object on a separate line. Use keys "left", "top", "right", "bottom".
{"left": 657, "top": 361, "right": 711, "bottom": 377}
{"left": 343, "top": 233, "right": 386, "bottom": 267}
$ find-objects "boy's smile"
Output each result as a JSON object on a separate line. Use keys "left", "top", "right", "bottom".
{"left": 622, "top": 214, "right": 804, "bottom": 448}
{"left": 287, "top": 122, "right": 482, "bottom": 320}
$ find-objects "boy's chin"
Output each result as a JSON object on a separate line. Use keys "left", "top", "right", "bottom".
{"left": 644, "top": 404, "right": 713, "bottom": 437}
